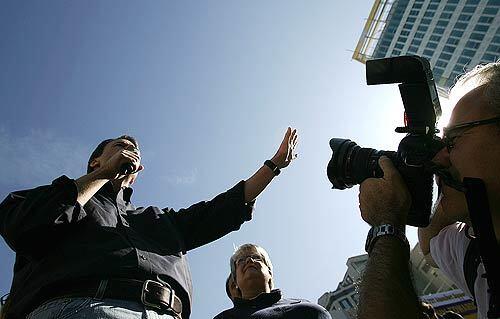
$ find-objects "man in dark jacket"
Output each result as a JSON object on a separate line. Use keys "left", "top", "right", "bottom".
{"left": 0, "top": 128, "right": 298, "bottom": 319}
{"left": 214, "top": 243, "right": 331, "bottom": 319}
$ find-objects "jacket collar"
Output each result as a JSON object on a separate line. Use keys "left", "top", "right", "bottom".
{"left": 233, "top": 289, "right": 282, "bottom": 308}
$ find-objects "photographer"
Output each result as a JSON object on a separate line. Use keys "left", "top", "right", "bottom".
{"left": 357, "top": 61, "right": 500, "bottom": 319}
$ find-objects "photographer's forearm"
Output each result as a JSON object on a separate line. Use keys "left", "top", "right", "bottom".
{"left": 244, "top": 165, "right": 276, "bottom": 203}
{"left": 75, "top": 170, "right": 109, "bottom": 206}
{"left": 358, "top": 237, "right": 421, "bottom": 319}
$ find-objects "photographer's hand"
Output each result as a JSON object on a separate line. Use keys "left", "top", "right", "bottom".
{"left": 359, "top": 156, "right": 411, "bottom": 228}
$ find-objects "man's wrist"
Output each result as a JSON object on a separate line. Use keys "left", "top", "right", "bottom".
{"left": 264, "top": 160, "right": 281, "bottom": 176}
{"left": 365, "top": 223, "right": 410, "bottom": 256}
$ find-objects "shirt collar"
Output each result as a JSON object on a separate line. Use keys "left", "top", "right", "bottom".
{"left": 97, "top": 181, "right": 133, "bottom": 203}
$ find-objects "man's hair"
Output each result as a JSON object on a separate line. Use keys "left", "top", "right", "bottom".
{"left": 229, "top": 243, "right": 274, "bottom": 289}
{"left": 450, "top": 60, "right": 500, "bottom": 114}
{"left": 87, "top": 135, "right": 139, "bottom": 173}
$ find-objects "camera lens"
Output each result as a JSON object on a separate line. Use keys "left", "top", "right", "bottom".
{"left": 327, "top": 138, "right": 395, "bottom": 189}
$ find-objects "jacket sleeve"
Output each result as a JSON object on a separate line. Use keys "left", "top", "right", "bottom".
{"left": 165, "top": 180, "right": 254, "bottom": 251}
{"left": 0, "top": 175, "right": 86, "bottom": 252}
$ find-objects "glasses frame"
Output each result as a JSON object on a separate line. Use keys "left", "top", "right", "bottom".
{"left": 442, "top": 116, "right": 500, "bottom": 151}
{"left": 235, "top": 254, "right": 264, "bottom": 267}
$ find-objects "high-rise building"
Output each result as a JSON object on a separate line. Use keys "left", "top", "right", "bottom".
{"left": 353, "top": 0, "right": 500, "bottom": 95}
{"left": 318, "top": 244, "right": 477, "bottom": 318}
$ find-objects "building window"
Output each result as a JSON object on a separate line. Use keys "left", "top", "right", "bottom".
{"left": 465, "top": 41, "right": 481, "bottom": 49}
{"left": 408, "top": 45, "right": 418, "bottom": 53}
{"left": 428, "top": 3, "right": 438, "bottom": 10}
{"left": 479, "top": 16, "right": 494, "bottom": 24}
{"left": 412, "top": 39, "right": 422, "bottom": 46}
{"left": 443, "top": 45, "right": 456, "bottom": 53}
{"left": 443, "top": 4, "right": 457, "bottom": 12}
{"left": 483, "top": 7, "right": 499, "bottom": 15}
{"left": 458, "top": 14, "right": 472, "bottom": 22}
{"left": 439, "top": 52, "right": 452, "bottom": 60}
{"left": 462, "top": 5, "right": 477, "bottom": 13}
{"left": 418, "top": 25, "right": 429, "bottom": 32}
{"left": 415, "top": 32, "right": 425, "bottom": 39}
{"left": 421, "top": 18, "right": 432, "bottom": 25}
{"left": 427, "top": 42, "right": 438, "bottom": 49}
{"left": 423, "top": 49, "right": 434, "bottom": 58}
{"left": 401, "top": 30, "right": 410, "bottom": 36}
{"left": 487, "top": 44, "right": 500, "bottom": 54}
{"left": 424, "top": 11, "right": 435, "bottom": 17}
{"left": 454, "top": 22, "right": 468, "bottom": 30}
{"left": 466, "top": 0, "right": 480, "bottom": 4}
{"left": 483, "top": 53, "right": 499, "bottom": 62}
{"left": 407, "top": 17, "right": 416, "bottom": 23}
{"left": 395, "top": 43, "right": 404, "bottom": 49}
{"left": 462, "top": 49, "right": 476, "bottom": 57}
{"left": 392, "top": 49, "right": 402, "bottom": 55}
{"left": 470, "top": 32, "right": 485, "bottom": 41}
{"left": 430, "top": 35, "right": 441, "bottom": 42}
{"left": 447, "top": 38, "right": 460, "bottom": 45}
{"left": 440, "top": 12, "right": 453, "bottom": 19}
{"left": 435, "top": 60, "right": 447, "bottom": 68}
{"left": 397, "top": 36, "right": 408, "bottom": 43}
{"left": 340, "top": 298, "right": 353, "bottom": 310}
{"left": 409, "top": 9, "right": 419, "bottom": 16}
{"left": 457, "top": 57, "right": 471, "bottom": 65}
{"left": 474, "top": 25, "right": 490, "bottom": 32}
{"left": 437, "top": 20, "right": 449, "bottom": 27}
{"left": 433, "top": 27, "right": 445, "bottom": 34}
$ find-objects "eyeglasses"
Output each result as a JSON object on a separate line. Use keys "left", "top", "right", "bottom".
{"left": 442, "top": 116, "right": 500, "bottom": 151}
{"left": 235, "top": 254, "right": 264, "bottom": 267}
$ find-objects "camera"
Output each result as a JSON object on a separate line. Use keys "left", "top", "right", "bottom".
{"left": 327, "top": 56, "right": 444, "bottom": 227}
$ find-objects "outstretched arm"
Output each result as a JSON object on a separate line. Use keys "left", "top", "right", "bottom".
{"left": 243, "top": 127, "right": 298, "bottom": 202}
{"left": 357, "top": 157, "right": 422, "bottom": 319}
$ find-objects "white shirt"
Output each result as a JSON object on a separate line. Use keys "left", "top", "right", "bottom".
{"left": 430, "top": 222, "right": 489, "bottom": 319}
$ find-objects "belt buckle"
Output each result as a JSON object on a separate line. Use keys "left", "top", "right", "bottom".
{"left": 141, "top": 280, "right": 175, "bottom": 312}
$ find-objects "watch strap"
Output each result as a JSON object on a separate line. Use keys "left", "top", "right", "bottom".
{"left": 264, "top": 160, "right": 281, "bottom": 176}
{"left": 365, "top": 224, "right": 409, "bottom": 255}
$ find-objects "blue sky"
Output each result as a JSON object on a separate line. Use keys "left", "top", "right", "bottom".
{"left": 0, "top": 1, "right": 453, "bottom": 318}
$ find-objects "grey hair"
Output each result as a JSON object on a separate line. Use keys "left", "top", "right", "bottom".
{"left": 449, "top": 60, "right": 500, "bottom": 114}
{"left": 229, "top": 243, "right": 274, "bottom": 289}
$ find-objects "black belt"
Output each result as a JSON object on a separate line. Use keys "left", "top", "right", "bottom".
{"left": 39, "top": 279, "right": 183, "bottom": 317}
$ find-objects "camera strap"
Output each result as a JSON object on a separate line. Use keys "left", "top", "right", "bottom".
{"left": 463, "top": 177, "right": 500, "bottom": 318}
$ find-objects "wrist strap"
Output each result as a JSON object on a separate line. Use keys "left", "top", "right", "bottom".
{"left": 365, "top": 224, "right": 409, "bottom": 256}
{"left": 264, "top": 160, "right": 281, "bottom": 176}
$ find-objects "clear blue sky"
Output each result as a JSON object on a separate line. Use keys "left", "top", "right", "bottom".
{"left": 0, "top": 1, "right": 453, "bottom": 318}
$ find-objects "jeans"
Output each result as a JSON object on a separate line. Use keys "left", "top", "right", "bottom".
{"left": 27, "top": 298, "right": 177, "bottom": 319}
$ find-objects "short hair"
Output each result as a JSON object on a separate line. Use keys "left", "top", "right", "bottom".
{"left": 229, "top": 243, "right": 274, "bottom": 289}
{"left": 87, "top": 135, "right": 139, "bottom": 173}
{"left": 450, "top": 60, "right": 500, "bottom": 114}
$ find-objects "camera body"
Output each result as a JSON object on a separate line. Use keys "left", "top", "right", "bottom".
{"left": 327, "top": 56, "right": 444, "bottom": 227}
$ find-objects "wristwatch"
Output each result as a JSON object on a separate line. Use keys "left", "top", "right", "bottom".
{"left": 365, "top": 224, "right": 410, "bottom": 255}
{"left": 264, "top": 160, "right": 281, "bottom": 176}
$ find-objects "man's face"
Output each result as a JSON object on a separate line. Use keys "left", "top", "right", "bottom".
{"left": 234, "top": 247, "right": 272, "bottom": 292}
{"left": 91, "top": 138, "right": 142, "bottom": 185}
{"left": 433, "top": 85, "right": 500, "bottom": 221}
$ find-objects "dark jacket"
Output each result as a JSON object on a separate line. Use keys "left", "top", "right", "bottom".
{"left": 0, "top": 176, "right": 253, "bottom": 318}
{"left": 214, "top": 289, "right": 332, "bottom": 319}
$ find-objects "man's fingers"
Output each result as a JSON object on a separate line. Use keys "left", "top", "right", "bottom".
{"left": 379, "top": 156, "right": 397, "bottom": 180}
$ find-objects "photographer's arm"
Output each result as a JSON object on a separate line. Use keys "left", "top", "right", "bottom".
{"left": 359, "top": 236, "right": 421, "bottom": 319}
{"left": 357, "top": 157, "right": 421, "bottom": 319}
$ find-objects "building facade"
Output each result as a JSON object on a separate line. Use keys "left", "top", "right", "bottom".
{"left": 318, "top": 244, "right": 477, "bottom": 318}
{"left": 353, "top": 0, "right": 500, "bottom": 95}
